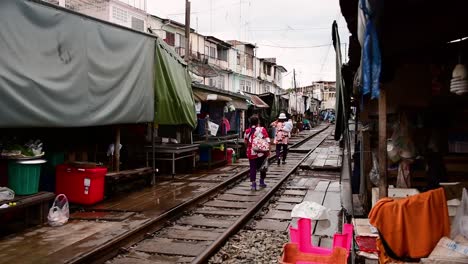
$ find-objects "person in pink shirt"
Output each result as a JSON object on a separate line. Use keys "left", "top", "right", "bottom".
{"left": 271, "top": 113, "right": 289, "bottom": 165}
{"left": 244, "top": 115, "right": 270, "bottom": 190}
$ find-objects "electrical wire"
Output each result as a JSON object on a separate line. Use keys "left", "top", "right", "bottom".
{"left": 256, "top": 43, "right": 331, "bottom": 49}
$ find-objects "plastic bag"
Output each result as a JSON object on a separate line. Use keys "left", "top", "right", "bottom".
{"left": 291, "top": 201, "right": 330, "bottom": 220}
{"left": 369, "top": 152, "right": 380, "bottom": 186}
{"left": 451, "top": 188, "right": 468, "bottom": 239}
{"left": 48, "top": 194, "right": 69, "bottom": 227}
{"left": 0, "top": 187, "right": 14, "bottom": 202}
{"left": 283, "top": 120, "right": 293, "bottom": 133}
{"left": 259, "top": 158, "right": 268, "bottom": 173}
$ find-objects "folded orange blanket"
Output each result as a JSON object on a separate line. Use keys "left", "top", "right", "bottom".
{"left": 369, "top": 188, "right": 450, "bottom": 261}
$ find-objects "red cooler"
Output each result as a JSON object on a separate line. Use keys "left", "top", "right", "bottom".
{"left": 56, "top": 164, "right": 107, "bottom": 205}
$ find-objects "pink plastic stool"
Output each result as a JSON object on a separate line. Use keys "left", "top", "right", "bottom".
{"left": 289, "top": 218, "right": 353, "bottom": 257}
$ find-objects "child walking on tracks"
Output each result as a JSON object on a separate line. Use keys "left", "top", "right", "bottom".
{"left": 244, "top": 115, "right": 270, "bottom": 190}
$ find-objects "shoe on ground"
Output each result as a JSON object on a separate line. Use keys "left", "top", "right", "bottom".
{"left": 282, "top": 160, "right": 287, "bottom": 165}
{"left": 251, "top": 182, "right": 257, "bottom": 191}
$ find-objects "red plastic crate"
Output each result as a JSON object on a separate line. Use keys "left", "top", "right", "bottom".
{"left": 55, "top": 164, "right": 107, "bottom": 205}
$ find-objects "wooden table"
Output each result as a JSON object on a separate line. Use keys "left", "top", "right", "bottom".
{"left": 145, "top": 144, "right": 200, "bottom": 178}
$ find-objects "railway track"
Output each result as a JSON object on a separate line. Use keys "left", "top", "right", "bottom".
{"left": 68, "top": 125, "right": 331, "bottom": 264}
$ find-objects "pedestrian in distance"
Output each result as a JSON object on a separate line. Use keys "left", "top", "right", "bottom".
{"left": 270, "top": 112, "right": 290, "bottom": 165}
{"left": 244, "top": 115, "right": 271, "bottom": 190}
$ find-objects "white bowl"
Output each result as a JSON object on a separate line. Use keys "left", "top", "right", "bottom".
{"left": 452, "top": 64, "right": 468, "bottom": 79}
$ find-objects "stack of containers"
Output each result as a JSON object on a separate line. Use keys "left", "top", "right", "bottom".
{"left": 450, "top": 64, "right": 468, "bottom": 95}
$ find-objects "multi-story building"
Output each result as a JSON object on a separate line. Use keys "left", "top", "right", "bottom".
{"left": 43, "top": 0, "right": 286, "bottom": 95}
{"left": 44, "top": 0, "right": 147, "bottom": 31}
{"left": 301, "top": 81, "right": 336, "bottom": 110}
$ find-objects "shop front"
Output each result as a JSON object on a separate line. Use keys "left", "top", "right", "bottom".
{"left": 337, "top": 0, "right": 468, "bottom": 262}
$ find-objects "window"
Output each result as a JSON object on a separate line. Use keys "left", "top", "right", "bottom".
{"left": 205, "top": 46, "right": 210, "bottom": 57}
{"left": 164, "top": 31, "right": 175, "bottom": 46}
{"left": 263, "top": 84, "right": 270, "bottom": 94}
{"left": 245, "top": 81, "right": 252, "bottom": 93}
{"left": 237, "top": 52, "right": 241, "bottom": 65}
{"left": 131, "top": 17, "right": 144, "bottom": 31}
{"left": 218, "top": 75, "right": 225, "bottom": 89}
{"left": 209, "top": 47, "right": 216, "bottom": 58}
{"left": 209, "top": 78, "right": 216, "bottom": 87}
{"left": 217, "top": 47, "right": 228, "bottom": 62}
{"left": 177, "top": 33, "right": 186, "bottom": 48}
{"left": 246, "top": 55, "right": 253, "bottom": 70}
{"left": 240, "top": 80, "right": 245, "bottom": 92}
{"left": 112, "top": 7, "right": 127, "bottom": 23}
{"left": 264, "top": 65, "right": 272, "bottom": 76}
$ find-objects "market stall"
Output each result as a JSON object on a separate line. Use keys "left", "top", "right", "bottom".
{"left": 192, "top": 84, "right": 248, "bottom": 166}
{"left": 0, "top": 0, "right": 196, "bottom": 233}
{"left": 336, "top": 0, "right": 468, "bottom": 262}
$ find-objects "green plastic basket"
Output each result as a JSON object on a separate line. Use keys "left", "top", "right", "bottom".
{"left": 8, "top": 160, "right": 45, "bottom": 195}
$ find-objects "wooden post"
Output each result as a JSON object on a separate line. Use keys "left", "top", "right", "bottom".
{"left": 114, "top": 126, "right": 120, "bottom": 173}
{"left": 378, "top": 88, "right": 388, "bottom": 198}
{"left": 360, "top": 102, "right": 373, "bottom": 210}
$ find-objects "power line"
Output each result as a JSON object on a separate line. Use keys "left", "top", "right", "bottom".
{"left": 256, "top": 43, "right": 331, "bottom": 49}
{"left": 248, "top": 26, "right": 346, "bottom": 32}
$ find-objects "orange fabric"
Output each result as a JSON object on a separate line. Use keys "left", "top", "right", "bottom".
{"left": 369, "top": 188, "right": 450, "bottom": 261}
{"left": 376, "top": 238, "right": 403, "bottom": 264}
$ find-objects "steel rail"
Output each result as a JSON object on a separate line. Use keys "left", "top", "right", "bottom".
{"left": 191, "top": 129, "right": 329, "bottom": 264}
{"left": 68, "top": 125, "right": 329, "bottom": 264}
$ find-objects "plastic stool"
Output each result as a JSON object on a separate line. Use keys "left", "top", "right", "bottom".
{"left": 289, "top": 218, "right": 353, "bottom": 257}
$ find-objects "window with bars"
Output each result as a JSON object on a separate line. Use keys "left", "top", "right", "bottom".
{"left": 131, "top": 17, "right": 144, "bottom": 31}
{"left": 112, "top": 6, "right": 127, "bottom": 23}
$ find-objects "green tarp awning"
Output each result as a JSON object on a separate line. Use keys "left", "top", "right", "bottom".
{"left": 154, "top": 39, "right": 197, "bottom": 128}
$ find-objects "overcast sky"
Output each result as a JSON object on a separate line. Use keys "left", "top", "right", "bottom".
{"left": 147, "top": 0, "right": 349, "bottom": 88}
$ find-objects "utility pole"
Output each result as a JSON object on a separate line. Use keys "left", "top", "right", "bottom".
{"left": 293, "top": 69, "right": 298, "bottom": 121}
{"left": 185, "top": 0, "right": 191, "bottom": 62}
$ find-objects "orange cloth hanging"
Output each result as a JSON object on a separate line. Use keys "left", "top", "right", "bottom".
{"left": 369, "top": 188, "right": 450, "bottom": 262}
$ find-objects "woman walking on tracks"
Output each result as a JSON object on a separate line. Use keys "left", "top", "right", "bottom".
{"left": 271, "top": 113, "right": 290, "bottom": 165}
{"left": 244, "top": 115, "right": 270, "bottom": 190}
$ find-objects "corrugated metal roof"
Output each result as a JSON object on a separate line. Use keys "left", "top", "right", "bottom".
{"left": 247, "top": 94, "right": 269, "bottom": 108}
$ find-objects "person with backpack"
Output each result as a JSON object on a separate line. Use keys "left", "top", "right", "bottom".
{"left": 270, "top": 113, "right": 290, "bottom": 165}
{"left": 244, "top": 115, "right": 270, "bottom": 190}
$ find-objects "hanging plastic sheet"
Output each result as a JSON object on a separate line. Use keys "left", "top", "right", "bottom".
{"left": 360, "top": 0, "right": 382, "bottom": 99}
{"left": 154, "top": 39, "right": 197, "bottom": 128}
{"left": 0, "top": 0, "right": 155, "bottom": 127}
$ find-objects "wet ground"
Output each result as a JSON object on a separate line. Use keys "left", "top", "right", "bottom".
{"left": 0, "top": 128, "right": 326, "bottom": 264}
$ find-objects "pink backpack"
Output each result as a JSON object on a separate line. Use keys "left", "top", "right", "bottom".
{"left": 250, "top": 127, "right": 269, "bottom": 152}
